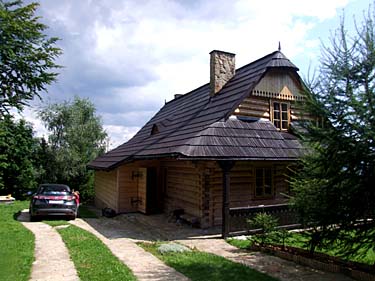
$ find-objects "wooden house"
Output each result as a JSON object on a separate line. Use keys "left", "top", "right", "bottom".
{"left": 88, "top": 49, "right": 305, "bottom": 236}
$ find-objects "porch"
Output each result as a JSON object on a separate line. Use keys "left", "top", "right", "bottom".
{"left": 94, "top": 159, "right": 298, "bottom": 237}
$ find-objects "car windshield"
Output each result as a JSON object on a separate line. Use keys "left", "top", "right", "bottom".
{"left": 39, "top": 185, "right": 70, "bottom": 195}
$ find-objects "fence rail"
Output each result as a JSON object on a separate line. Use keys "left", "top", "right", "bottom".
{"left": 229, "top": 203, "right": 300, "bottom": 235}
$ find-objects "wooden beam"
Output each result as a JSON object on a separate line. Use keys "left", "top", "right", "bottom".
{"left": 218, "top": 160, "right": 235, "bottom": 238}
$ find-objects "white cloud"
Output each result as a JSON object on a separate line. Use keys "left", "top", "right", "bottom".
{"left": 24, "top": 0, "right": 353, "bottom": 149}
{"left": 104, "top": 125, "right": 140, "bottom": 149}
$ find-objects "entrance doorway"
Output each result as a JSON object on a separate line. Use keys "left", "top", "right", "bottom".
{"left": 146, "top": 167, "right": 160, "bottom": 214}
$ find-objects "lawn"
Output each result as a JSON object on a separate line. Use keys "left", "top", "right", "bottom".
{"left": 139, "top": 242, "right": 277, "bottom": 281}
{"left": 0, "top": 201, "right": 34, "bottom": 281}
{"left": 57, "top": 224, "right": 136, "bottom": 281}
{"left": 228, "top": 231, "right": 375, "bottom": 265}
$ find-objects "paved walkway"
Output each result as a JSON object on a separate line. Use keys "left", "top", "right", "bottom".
{"left": 70, "top": 218, "right": 190, "bottom": 281}
{"left": 179, "top": 238, "right": 354, "bottom": 281}
{"left": 18, "top": 210, "right": 79, "bottom": 281}
{"left": 17, "top": 208, "right": 356, "bottom": 281}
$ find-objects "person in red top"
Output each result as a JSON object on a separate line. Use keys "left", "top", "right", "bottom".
{"left": 72, "top": 190, "right": 80, "bottom": 206}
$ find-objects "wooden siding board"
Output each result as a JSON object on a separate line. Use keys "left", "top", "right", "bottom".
{"left": 94, "top": 170, "right": 118, "bottom": 212}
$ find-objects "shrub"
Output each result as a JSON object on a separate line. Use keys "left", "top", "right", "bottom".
{"left": 247, "top": 213, "right": 278, "bottom": 245}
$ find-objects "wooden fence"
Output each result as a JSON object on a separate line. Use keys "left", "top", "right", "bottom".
{"left": 228, "top": 203, "right": 300, "bottom": 236}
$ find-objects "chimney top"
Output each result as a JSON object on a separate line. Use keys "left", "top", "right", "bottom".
{"left": 210, "top": 50, "right": 236, "bottom": 96}
{"left": 209, "top": 50, "right": 236, "bottom": 56}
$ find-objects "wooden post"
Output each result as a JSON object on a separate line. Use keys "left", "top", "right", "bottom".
{"left": 218, "top": 160, "right": 235, "bottom": 238}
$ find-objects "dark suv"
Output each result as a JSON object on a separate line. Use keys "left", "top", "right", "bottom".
{"left": 29, "top": 184, "right": 78, "bottom": 221}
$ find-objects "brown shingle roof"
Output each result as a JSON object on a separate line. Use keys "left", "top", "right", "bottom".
{"left": 89, "top": 51, "right": 303, "bottom": 170}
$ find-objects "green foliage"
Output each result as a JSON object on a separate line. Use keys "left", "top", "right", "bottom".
{"left": 0, "top": 0, "right": 61, "bottom": 116}
{"left": 58, "top": 225, "right": 136, "bottom": 281}
{"left": 0, "top": 116, "right": 40, "bottom": 196}
{"left": 77, "top": 205, "right": 98, "bottom": 218}
{"left": 39, "top": 96, "right": 107, "bottom": 200}
{"left": 0, "top": 201, "right": 34, "bottom": 281}
{"left": 140, "top": 242, "right": 277, "bottom": 281}
{"left": 228, "top": 231, "right": 375, "bottom": 265}
{"left": 291, "top": 6, "right": 375, "bottom": 256}
{"left": 226, "top": 237, "right": 253, "bottom": 249}
{"left": 247, "top": 212, "right": 278, "bottom": 245}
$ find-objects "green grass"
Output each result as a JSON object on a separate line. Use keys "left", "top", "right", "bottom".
{"left": 0, "top": 201, "right": 34, "bottom": 281}
{"left": 227, "top": 238, "right": 253, "bottom": 249}
{"left": 227, "top": 231, "right": 375, "bottom": 265}
{"left": 139, "top": 242, "right": 277, "bottom": 281}
{"left": 57, "top": 224, "right": 136, "bottom": 281}
{"left": 43, "top": 220, "right": 69, "bottom": 227}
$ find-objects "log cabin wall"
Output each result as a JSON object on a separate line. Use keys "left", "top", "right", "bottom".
{"left": 204, "top": 161, "right": 290, "bottom": 227}
{"left": 161, "top": 159, "right": 204, "bottom": 224}
{"left": 95, "top": 159, "right": 291, "bottom": 228}
{"left": 94, "top": 170, "right": 118, "bottom": 212}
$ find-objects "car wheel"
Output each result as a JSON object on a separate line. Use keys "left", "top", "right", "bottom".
{"left": 68, "top": 215, "right": 76, "bottom": 221}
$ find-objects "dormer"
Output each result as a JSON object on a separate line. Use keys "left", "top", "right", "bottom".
{"left": 233, "top": 51, "right": 305, "bottom": 131}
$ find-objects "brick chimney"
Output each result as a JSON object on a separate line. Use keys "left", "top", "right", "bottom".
{"left": 210, "top": 50, "right": 236, "bottom": 96}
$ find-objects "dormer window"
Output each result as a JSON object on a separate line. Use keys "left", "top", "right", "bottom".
{"left": 272, "top": 101, "right": 290, "bottom": 130}
{"left": 151, "top": 124, "right": 159, "bottom": 135}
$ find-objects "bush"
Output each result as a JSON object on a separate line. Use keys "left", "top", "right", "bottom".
{"left": 247, "top": 213, "right": 278, "bottom": 245}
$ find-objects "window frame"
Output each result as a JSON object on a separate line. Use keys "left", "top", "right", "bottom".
{"left": 271, "top": 100, "right": 290, "bottom": 130}
{"left": 254, "top": 167, "right": 274, "bottom": 199}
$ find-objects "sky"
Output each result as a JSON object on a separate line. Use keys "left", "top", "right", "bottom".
{"left": 20, "top": 0, "right": 371, "bottom": 149}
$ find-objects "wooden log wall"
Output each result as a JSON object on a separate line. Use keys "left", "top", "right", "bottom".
{"left": 161, "top": 160, "right": 204, "bottom": 223}
{"left": 205, "top": 161, "right": 290, "bottom": 227}
{"left": 95, "top": 159, "right": 291, "bottom": 228}
{"left": 137, "top": 167, "right": 147, "bottom": 213}
{"left": 94, "top": 170, "right": 118, "bottom": 212}
{"left": 234, "top": 97, "right": 270, "bottom": 118}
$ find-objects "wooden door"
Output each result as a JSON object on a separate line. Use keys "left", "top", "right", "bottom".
{"left": 137, "top": 168, "right": 147, "bottom": 213}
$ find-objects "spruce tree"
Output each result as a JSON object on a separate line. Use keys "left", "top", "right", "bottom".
{"left": 291, "top": 8, "right": 375, "bottom": 258}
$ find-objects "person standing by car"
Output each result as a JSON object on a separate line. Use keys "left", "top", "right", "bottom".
{"left": 73, "top": 190, "right": 80, "bottom": 206}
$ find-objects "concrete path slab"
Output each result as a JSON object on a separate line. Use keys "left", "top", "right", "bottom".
{"left": 179, "top": 238, "right": 354, "bottom": 281}
{"left": 18, "top": 210, "right": 79, "bottom": 281}
{"left": 70, "top": 218, "right": 190, "bottom": 281}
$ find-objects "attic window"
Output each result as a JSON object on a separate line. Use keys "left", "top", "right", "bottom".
{"left": 151, "top": 124, "right": 159, "bottom": 135}
{"left": 272, "top": 101, "right": 290, "bottom": 130}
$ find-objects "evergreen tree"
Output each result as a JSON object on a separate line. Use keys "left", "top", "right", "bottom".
{"left": 291, "top": 8, "right": 375, "bottom": 257}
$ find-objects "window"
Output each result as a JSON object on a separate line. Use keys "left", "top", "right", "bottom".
{"left": 272, "top": 101, "right": 289, "bottom": 130}
{"left": 255, "top": 168, "right": 273, "bottom": 198}
{"left": 151, "top": 124, "right": 159, "bottom": 135}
